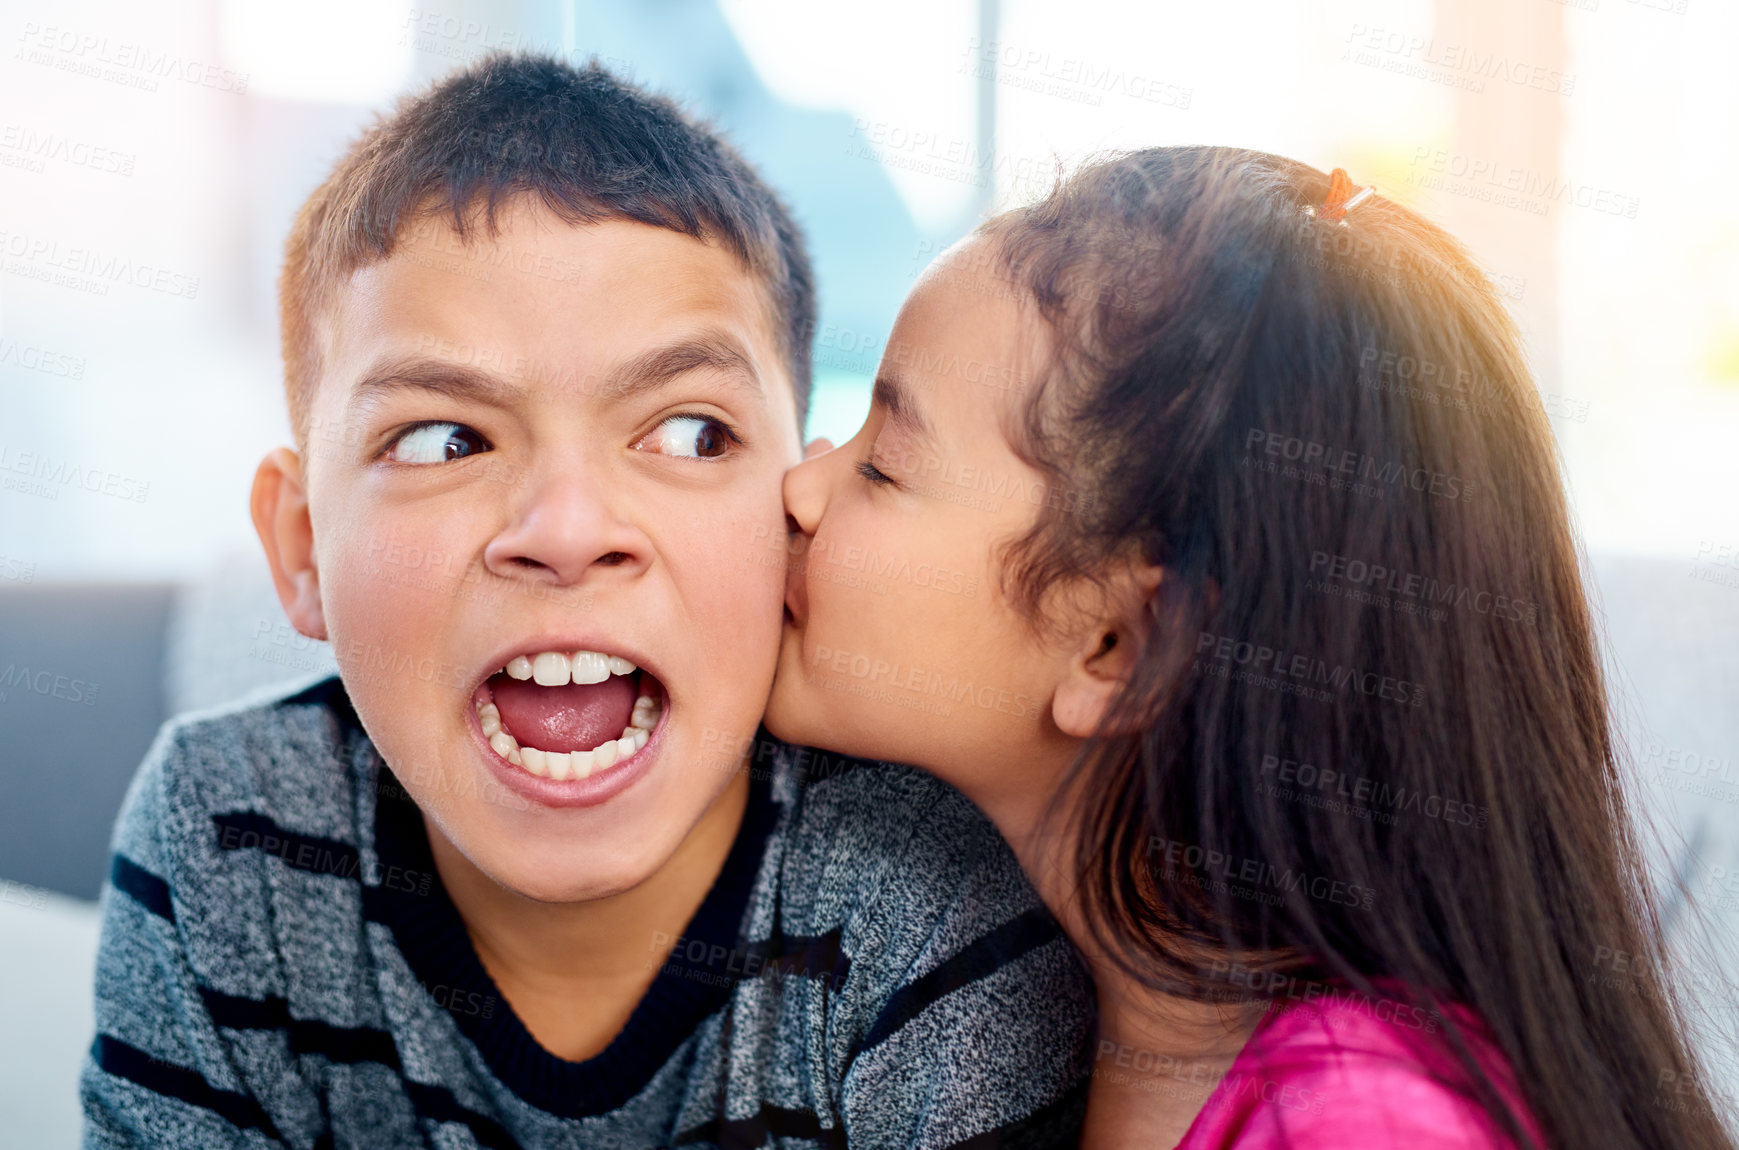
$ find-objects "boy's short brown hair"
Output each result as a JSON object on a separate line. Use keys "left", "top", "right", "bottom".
{"left": 279, "top": 52, "right": 816, "bottom": 443}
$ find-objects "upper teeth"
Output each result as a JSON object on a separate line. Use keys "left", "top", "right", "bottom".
{"left": 504, "top": 650, "right": 637, "bottom": 686}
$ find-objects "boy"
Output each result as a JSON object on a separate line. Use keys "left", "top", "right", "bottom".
{"left": 80, "top": 54, "right": 1092, "bottom": 1148}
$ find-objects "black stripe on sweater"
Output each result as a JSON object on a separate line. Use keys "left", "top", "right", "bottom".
{"left": 200, "top": 986, "right": 402, "bottom": 1068}
{"left": 91, "top": 1034, "right": 284, "bottom": 1140}
{"left": 212, "top": 811, "right": 364, "bottom": 881}
{"left": 403, "top": 1080, "right": 522, "bottom": 1150}
{"left": 749, "top": 930, "right": 850, "bottom": 989}
{"left": 675, "top": 1102, "right": 847, "bottom": 1149}
{"left": 110, "top": 854, "right": 174, "bottom": 922}
{"left": 857, "top": 906, "right": 1063, "bottom": 1053}
{"left": 198, "top": 987, "right": 519, "bottom": 1148}
{"left": 657, "top": 927, "right": 851, "bottom": 992}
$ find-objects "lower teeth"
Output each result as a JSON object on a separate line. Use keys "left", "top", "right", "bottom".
{"left": 476, "top": 694, "right": 659, "bottom": 780}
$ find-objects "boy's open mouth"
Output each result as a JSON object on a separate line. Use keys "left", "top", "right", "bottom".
{"left": 472, "top": 649, "right": 665, "bottom": 782}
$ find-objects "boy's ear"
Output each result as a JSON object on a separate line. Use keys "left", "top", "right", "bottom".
{"left": 1051, "top": 563, "right": 1165, "bottom": 739}
{"left": 802, "top": 437, "right": 835, "bottom": 461}
{"left": 250, "top": 447, "right": 328, "bottom": 642}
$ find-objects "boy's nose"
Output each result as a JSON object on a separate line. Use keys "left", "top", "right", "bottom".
{"left": 484, "top": 470, "right": 647, "bottom": 585}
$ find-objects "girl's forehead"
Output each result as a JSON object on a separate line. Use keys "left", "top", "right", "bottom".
{"left": 904, "top": 254, "right": 1047, "bottom": 383}
{"left": 917, "top": 232, "right": 1008, "bottom": 295}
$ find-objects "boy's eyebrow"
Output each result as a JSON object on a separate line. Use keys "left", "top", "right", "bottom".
{"left": 349, "top": 357, "right": 523, "bottom": 411}
{"left": 606, "top": 333, "right": 763, "bottom": 403}
{"left": 346, "top": 332, "right": 764, "bottom": 413}
{"left": 873, "top": 372, "right": 933, "bottom": 441}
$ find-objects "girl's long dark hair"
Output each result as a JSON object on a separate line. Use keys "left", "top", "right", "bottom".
{"left": 989, "top": 146, "right": 1731, "bottom": 1149}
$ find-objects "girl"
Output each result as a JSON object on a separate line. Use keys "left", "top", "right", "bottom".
{"left": 765, "top": 147, "right": 1732, "bottom": 1148}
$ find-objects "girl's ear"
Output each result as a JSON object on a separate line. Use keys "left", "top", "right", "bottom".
{"left": 250, "top": 447, "right": 328, "bottom": 642}
{"left": 1051, "top": 564, "right": 1165, "bottom": 738}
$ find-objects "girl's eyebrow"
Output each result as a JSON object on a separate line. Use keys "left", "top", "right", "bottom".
{"left": 873, "top": 371, "right": 934, "bottom": 444}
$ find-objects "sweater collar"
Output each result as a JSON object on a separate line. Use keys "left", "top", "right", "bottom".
{"left": 368, "top": 748, "right": 780, "bottom": 1120}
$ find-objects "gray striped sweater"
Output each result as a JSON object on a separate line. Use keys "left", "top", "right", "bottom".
{"left": 79, "top": 675, "right": 1094, "bottom": 1149}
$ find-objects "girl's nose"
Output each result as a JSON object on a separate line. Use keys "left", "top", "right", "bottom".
{"left": 783, "top": 438, "right": 835, "bottom": 538}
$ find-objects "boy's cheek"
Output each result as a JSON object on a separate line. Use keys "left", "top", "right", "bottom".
{"left": 319, "top": 537, "right": 475, "bottom": 718}
{"left": 689, "top": 516, "right": 790, "bottom": 641}
{"left": 671, "top": 517, "right": 788, "bottom": 692}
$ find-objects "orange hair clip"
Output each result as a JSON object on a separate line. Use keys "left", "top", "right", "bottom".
{"left": 1309, "top": 168, "right": 1377, "bottom": 223}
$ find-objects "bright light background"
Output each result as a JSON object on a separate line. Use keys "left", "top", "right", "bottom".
{"left": 3, "top": 0, "right": 1733, "bottom": 580}
{"left": 726, "top": 0, "right": 1739, "bottom": 559}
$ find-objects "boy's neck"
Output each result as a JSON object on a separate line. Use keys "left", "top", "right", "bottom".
{"left": 424, "top": 768, "right": 751, "bottom": 1062}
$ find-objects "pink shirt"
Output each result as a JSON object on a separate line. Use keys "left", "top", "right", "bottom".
{"left": 1174, "top": 992, "right": 1542, "bottom": 1149}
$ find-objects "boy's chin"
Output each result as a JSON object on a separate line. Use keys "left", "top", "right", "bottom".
{"left": 459, "top": 830, "right": 681, "bottom": 906}
{"left": 425, "top": 729, "right": 749, "bottom": 907}
{"left": 495, "top": 862, "right": 653, "bottom": 906}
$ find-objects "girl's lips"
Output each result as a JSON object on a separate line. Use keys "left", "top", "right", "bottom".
{"left": 783, "top": 558, "right": 809, "bottom": 626}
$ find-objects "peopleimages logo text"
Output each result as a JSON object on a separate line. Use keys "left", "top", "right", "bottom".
{"left": 1244, "top": 428, "right": 1476, "bottom": 502}
{"left": 1195, "top": 631, "right": 1427, "bottom": 708}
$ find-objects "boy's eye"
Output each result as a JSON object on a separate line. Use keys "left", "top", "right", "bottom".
{"left": 384, "top": 422, "right": 490, "bottom": 464}
{"left": 634, "top": 414, "right": 739, "bottom": 460}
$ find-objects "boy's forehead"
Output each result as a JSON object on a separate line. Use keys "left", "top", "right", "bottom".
{"left": 312, "top": 207, "right": 795, "bottom": 421}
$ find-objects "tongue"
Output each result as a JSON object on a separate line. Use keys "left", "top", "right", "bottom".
{"left": 490, "top": 674, "right": 635, "bottom": 754}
